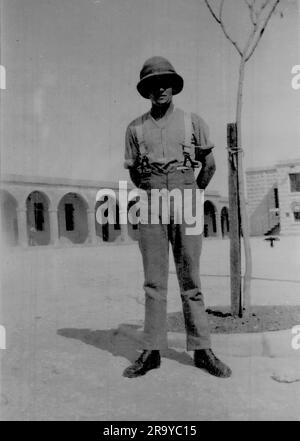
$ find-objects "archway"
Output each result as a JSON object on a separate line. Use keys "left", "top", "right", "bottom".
{"left": 95, "top": 195, "right": 121, "bottom": 242}
{"left": 26, "top": 191, "right": 50, "bottom": 246}
{"left": 0, "top": 190, "right": 18, "bottom": 246}
{"left": 204, "top": 200, "right": 217, "bottom": 237}
{"left": 221, "top": 206, "right": 229, "bottom": 237}
{"left": 58, "top": 193, "right": 88, "bottom": 244}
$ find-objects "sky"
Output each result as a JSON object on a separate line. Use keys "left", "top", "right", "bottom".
{"left": 1, "top": 0, "right": 299, "bottom": 194}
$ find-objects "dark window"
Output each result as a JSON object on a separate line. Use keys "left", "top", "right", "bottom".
{"left": 294, "top": 211, "right": 300, "bottom": 221}
{"left": 212, "top": 212, "right": 217, "bottom": 233}
{"left": 114, "top": 207, "right": 120, "bottom": 230}
{"left": 204, "top": 224, "right": 208, "bottom": 237}
{"left": 65, "top": 203, "right": 74, "bottom": 231}
{"left": 274, "top": 188, "right": 279, "bottom": 208}
{"left": 289, "top": 173, "right": 300, "bottom": 192}
{"left": 34, "top": 203, "right": 44, "bottom": 231}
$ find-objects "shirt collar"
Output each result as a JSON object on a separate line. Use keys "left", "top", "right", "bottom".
{"left": 149, "top": 103, "right": 175, "bottom": 128}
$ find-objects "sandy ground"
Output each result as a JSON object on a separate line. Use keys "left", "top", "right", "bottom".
{"left": 0, "top": 236, "right": 300, "bottom": 420}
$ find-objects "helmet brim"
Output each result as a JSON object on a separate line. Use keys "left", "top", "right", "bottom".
{"left": 137, "top": 72, "right": 184, "bottom": 99}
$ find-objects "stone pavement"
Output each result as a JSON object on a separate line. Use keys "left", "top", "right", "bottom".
{"left": 0, "top": 237, "right": 300, "bottom": 420}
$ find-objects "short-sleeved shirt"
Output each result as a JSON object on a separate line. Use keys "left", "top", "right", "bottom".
{"left": 124, "top": 105, "right": 214, "bottom": 173}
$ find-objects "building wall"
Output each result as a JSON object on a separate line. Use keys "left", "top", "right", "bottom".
{"left": 246, "top": 167, "right": 278, "bottom": 236}
{"left": 1, "top": 191, "right": 18, "bottom": 245}
{"left": 246, "top": 159, "right": 300, "bottom": 236}
{"left": 277, "top": 162, "right": 300, "bottom": 235}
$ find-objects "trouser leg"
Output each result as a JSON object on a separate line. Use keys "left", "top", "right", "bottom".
{"left": 138, "top": 222, "right": 169, "bottom": 349}
{"left": 170, "top": 223, "right": 211, "bottom": 350}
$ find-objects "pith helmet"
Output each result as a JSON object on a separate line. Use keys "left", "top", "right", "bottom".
{"left": 137, "top": 56, "right": 184, "bottom": 99}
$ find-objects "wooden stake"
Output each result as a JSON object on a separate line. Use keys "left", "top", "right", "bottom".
{"left": 227, "top": 123, "right": 242, "bottom": 317}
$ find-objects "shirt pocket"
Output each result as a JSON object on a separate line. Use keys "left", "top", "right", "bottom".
{"left": 181, "top": 169, "right": 196, "bottom": 186}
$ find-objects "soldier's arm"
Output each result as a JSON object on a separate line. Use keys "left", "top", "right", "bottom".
{"left": 192, "top": 113, "right": 216, "bottom": 190}
{"left": 129, "top": 168, "right": 141, "bottom": 188}
{"left": 124, "top": 125, "right": 140, "bottom": 187}
{"left": 196, "top": 150, "right": 216, "bottom": 190}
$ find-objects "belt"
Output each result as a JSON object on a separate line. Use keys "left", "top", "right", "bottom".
{"left": 137, "top": 155, "right": 200, "bottom": 176}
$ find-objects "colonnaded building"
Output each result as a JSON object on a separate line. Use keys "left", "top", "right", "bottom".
{"left": 0, "top": 174, "right": 230, "bottom": 247}
{"left": 246, "top": 158, "right": 300, "bottom": 236}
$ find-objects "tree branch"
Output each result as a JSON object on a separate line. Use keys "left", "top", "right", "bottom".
{"left": 204, "top": 0, "right": 243, "bottom": 57}
{"left": 245, "top": 0, "right": 281, "bottom": 62}
{"left": 204, "top": 0, "right": 221, "bottom": 23}
{"left": 261, "top": 0, "right": 271, "bottom": 11}
{"left": 244, "top": 0, "right": 257, "bottom": 25}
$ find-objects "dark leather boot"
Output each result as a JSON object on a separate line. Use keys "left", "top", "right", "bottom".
{"left": 194, "top": 349, "right": 232, "bottom": 378}
{"left": 123, "top": 350, "right": 161, "bottom": 378}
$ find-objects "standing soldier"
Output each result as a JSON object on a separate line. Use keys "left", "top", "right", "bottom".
{"left": 123, "top": 56, "right": 231, "bottom": 378}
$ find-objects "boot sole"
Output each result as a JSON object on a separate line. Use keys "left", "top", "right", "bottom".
{"left": 194, "top": 362, "right": 232, "bottom": 378}
{"left": 123, "top": 363, "right": 161, "bottom": 378}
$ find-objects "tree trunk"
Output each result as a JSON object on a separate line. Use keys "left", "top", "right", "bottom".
{"left": 236, "top": 58, "right": 252, "bottom": 314}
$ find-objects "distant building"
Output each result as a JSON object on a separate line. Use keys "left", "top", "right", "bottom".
{"left": 246, "top": 158, "right": 300, "bottom": 236}
{"left": 0, "top": 174, "right": 229, "bottom": 247}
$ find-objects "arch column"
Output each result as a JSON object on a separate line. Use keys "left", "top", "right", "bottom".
{"left": 87, "top": 209, "right": 98, "bottom": 245}
{"left": 16, "top": 208, "right": 28, "bottom": 247}
{"left": 217, "top": 209, "right": 222, "bottom": 237}
{"left": 49, "top": 209, "right": 59, "bottom": 246}
{"left": 119, "top": 207, "right": 128, "bottom": 242}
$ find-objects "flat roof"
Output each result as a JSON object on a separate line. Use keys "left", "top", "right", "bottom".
{"left": 246, "top": 158, "right": 300, "bottom": 173}
{"left": 0, "top": 173, "right": 132, "bottom": 190}
{"left": 0, "top": 173, "right": 225, "bottom": 199}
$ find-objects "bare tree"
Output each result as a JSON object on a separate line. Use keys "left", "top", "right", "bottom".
{"left": 204, "top": 0, "right": 282, "bottom": 315}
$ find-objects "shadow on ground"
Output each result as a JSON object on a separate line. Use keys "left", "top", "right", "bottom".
{"left": 57, "top": 325, "right": 193, "bottom": 367}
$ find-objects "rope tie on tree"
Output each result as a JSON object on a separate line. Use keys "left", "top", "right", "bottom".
{"left": 226, "top": 147, "right": 244, "bottom": 170}
{"left": 226, "top": 147, "right": 244, "bottom": 155}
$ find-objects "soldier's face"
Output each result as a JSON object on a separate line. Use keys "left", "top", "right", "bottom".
{"left": 148, "top": 78, "right": 173, "bottom": 106}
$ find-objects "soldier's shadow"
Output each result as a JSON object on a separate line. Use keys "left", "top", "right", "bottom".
{"left": 57, "top": 325, "right": 193, "bottom": 366}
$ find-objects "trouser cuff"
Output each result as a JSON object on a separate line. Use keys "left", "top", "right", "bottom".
{"left": 186, "top": 335, "right": 211, "bottom": 351}
{"left": 142, "top": 332, "right": 168, "bottom": 350}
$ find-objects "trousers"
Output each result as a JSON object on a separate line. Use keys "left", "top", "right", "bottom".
{"left": 137, "top": 167, "right": 211, "bottom": 351}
